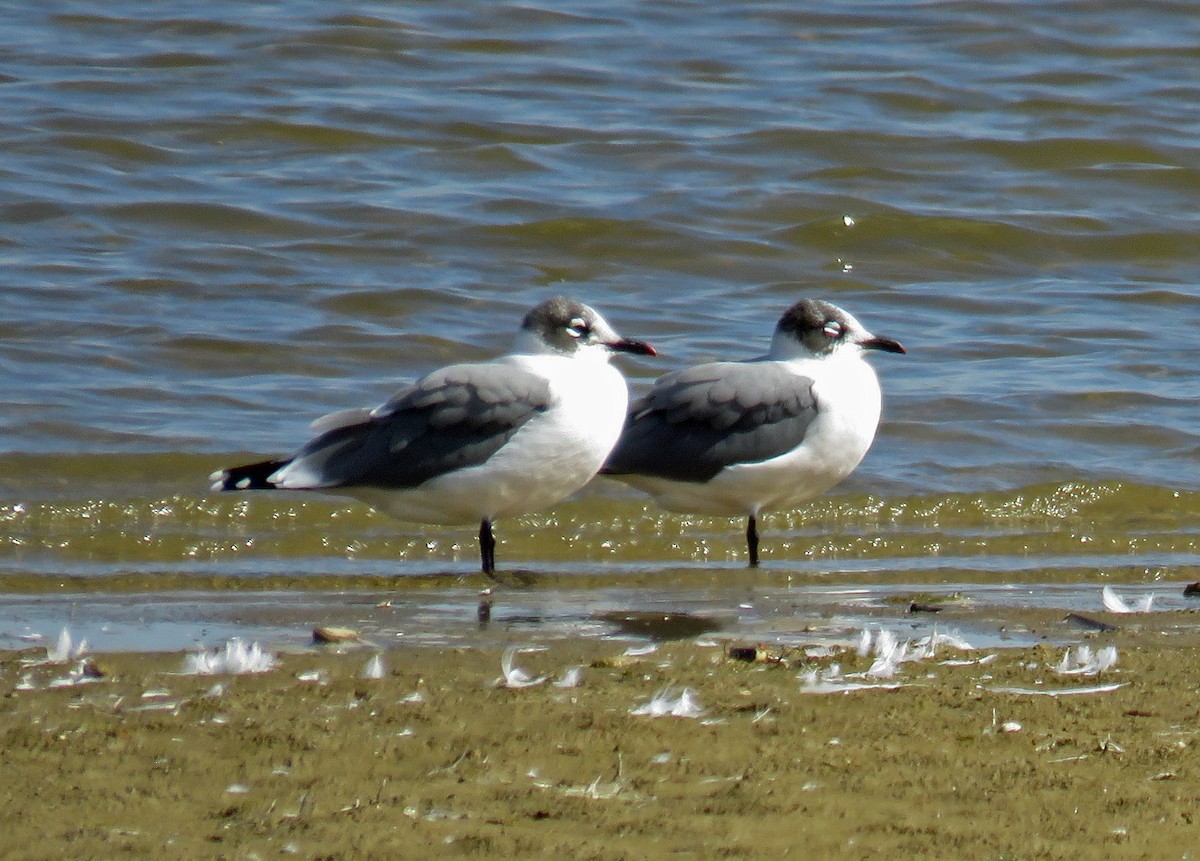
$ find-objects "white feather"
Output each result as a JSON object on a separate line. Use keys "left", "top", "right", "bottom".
{"left": 554, "top": 666, "right": 584, "bottom": 688}
{"left": 631, "top": 685, "right": 704, "bottom": 718}
{"left": 362, "top": 654, "right": 385, "bottom": 680}
{"left": 497, "top": 646, "right": 547, "bottom": 688}
{"left": 1102, "top": 585, "right": 1153, "bottom": 614}
{"left": 182, "top": 638, "right": 276, "bottom": 675}
{"left": 1056, "top": 644, "right": 1118, "bottom": 676}
{"left": 46, "top": 626, "right": 85, "bottom": 664}
{"left": 856, "top": 628, "right": 872, "bottom": 657}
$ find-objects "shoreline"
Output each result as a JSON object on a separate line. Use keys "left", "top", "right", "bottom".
{"left": 2, "top": 575, "right": 1198, "bottom": 658}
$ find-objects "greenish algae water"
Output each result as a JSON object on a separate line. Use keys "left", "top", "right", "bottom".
{"left": 2, "top": 477, "right": 1196, "bottom": 587}
{"left": 2, "top": 459, "right": 1197, "bottom": 654}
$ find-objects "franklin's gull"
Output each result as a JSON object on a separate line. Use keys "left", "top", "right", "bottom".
{"left": 603, "top": 298, "right": 903, "bottom": 566}
{"left": 212, "top": 296, "right": 655, "bottom": 573}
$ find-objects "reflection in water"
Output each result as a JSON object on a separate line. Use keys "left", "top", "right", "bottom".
{"left": 593, "top": 611, "right": 727, "bottom": 642}
{"left": 1, "top": 580, "right": 1196, "bottom": 655}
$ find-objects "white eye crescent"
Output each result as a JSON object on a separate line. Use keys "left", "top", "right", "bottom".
{"left": 566, "top": 317, "right": 590, "bottom": 338}
{"left": 823, "top": 320, "right": 843, "bottom": 338}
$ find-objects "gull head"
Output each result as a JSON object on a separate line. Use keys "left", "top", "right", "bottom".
{"left": 517, "top": 296, "right": 656, "bottom": 360}
{"left": 771, "top": 298, "right": 905, "bottom": 360}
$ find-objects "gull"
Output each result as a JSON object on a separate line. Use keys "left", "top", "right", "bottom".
{"left": 212, "top": 296, "right": 655, "bottom": 574}
{"left": 603, "top": 298, "right": 903, "bottom": 566}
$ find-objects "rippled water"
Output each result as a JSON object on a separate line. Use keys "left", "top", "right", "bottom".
{"left": 2, "top": 2, "right": 1199, "bottom": 650}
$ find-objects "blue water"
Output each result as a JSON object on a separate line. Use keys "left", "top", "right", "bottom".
{"left": 1, "top": 1, "right": 1199, "bottom": 648}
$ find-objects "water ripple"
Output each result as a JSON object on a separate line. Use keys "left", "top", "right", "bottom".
{"left": 1, "top": 1, "right": 1198, "bottom": 601}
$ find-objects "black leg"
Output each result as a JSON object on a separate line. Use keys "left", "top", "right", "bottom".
{"left": 746, "top": 514, "right": 760, "bottom": 567}
{"left": 479, "top": 518, "right": 496, "bottom": 574}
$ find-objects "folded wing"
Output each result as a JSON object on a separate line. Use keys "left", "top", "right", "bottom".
{"left": 272, "top": 363, "right": 553, "bottom": 490}
{"left": 604, "top": 362, "right": 818, "bottom": 483}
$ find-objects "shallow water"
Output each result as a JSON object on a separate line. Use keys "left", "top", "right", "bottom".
{"left": 2, "top": 2, "right": 1199, "bottom": 649}
{"left": 3, "top": 576, "right": 1197, "bottom": 657}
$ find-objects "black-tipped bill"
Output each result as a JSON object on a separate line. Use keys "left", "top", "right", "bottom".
{"left": 860, "top": 335, "right": 906, "bottom": 354}
{"left": 607, "top": 339, "right": 657, "bottom": 357}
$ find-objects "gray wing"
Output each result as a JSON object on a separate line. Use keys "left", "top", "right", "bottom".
{"left": 281, "top": 363, "right": 552, "bottom": 489}
{"left": 604, "top": 361, "right": 818, "bottom": 482}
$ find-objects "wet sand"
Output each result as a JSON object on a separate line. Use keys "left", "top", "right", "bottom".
{"left": 3, "top": 622, "right": 1198, "bottom": 859}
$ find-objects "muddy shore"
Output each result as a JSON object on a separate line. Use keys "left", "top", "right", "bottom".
{"left": 2, "top": 622, "right": 1198, "bottom": 860}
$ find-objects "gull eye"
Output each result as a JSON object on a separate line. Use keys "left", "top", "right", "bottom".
{"left": 822, "top": 319, "right": 844, "bottom": 338}
{"left": 566, "top": 317, "right": 591, "bottom": 339}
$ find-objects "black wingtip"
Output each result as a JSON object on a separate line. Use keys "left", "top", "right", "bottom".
{"left": 209, "top": 459, "right": 291, "bottom": 491}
